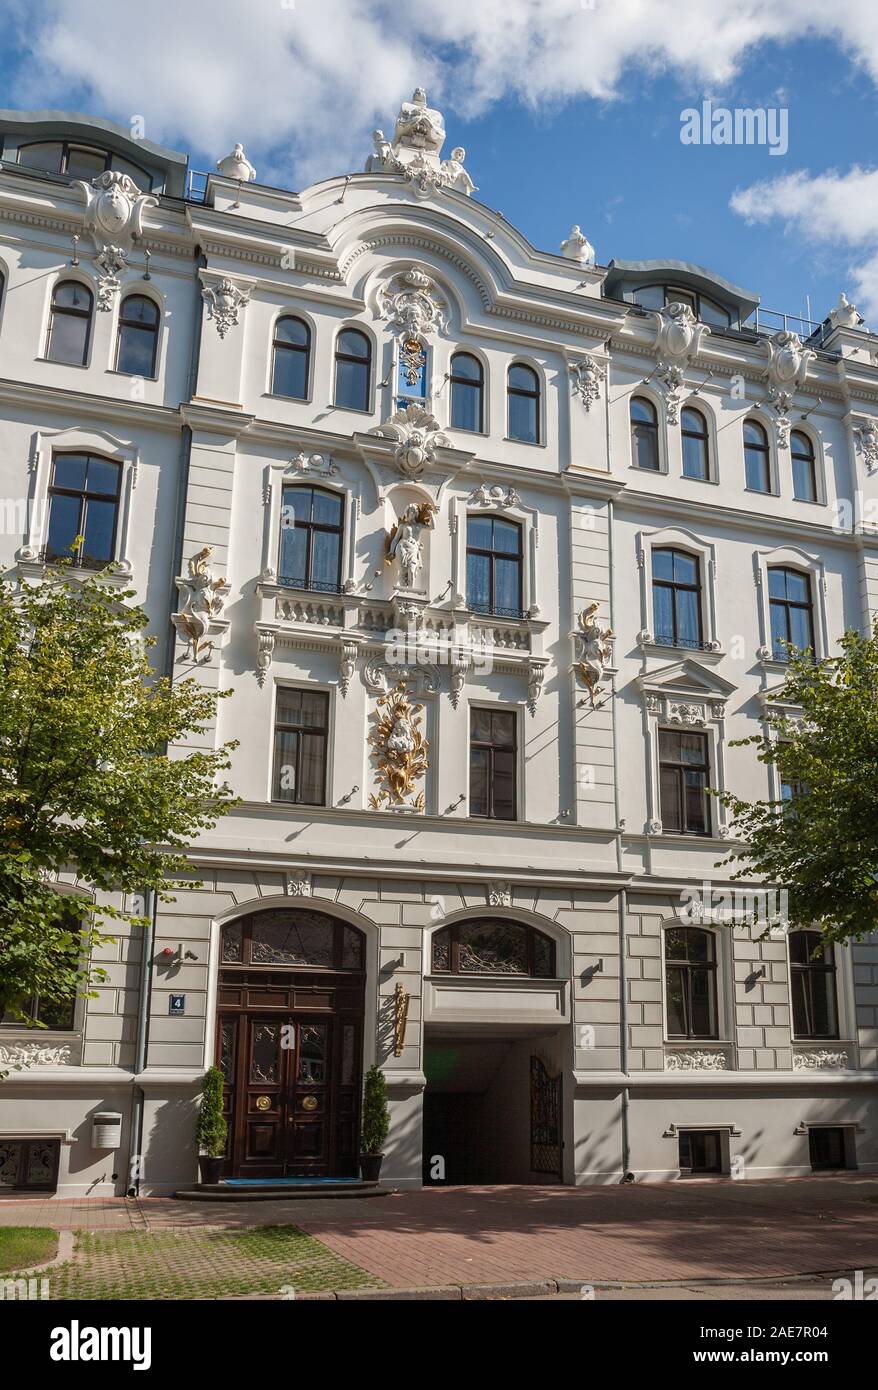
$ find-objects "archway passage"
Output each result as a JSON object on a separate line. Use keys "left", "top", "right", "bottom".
{"left": 215, "top": 909, "right": 365, "bottom": 1179}
{"left": 422, "top": 917, "right": 566, "bottom": 1185}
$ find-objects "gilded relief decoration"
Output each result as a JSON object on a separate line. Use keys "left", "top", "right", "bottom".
{"left": 576, "top": 602, "right": 614, "bottom": 706}
{"left": 368, "top": 680, "right": 430, "bottom": 810}
{"left": 173, "top": 546, "right": 229, "bottom": 661}
{"left": 393, "top": 981, "right": 410, "bottom": 1057}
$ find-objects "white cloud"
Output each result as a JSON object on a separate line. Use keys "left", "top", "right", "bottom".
{"left": 730, "top": 167, "right": 878, "bottom": 317}
{"left": 9, "top": 0, "right": 878, "bottom": 187}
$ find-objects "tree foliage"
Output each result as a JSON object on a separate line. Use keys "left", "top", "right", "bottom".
{"left": 0, "top": 569, "right": 237, "bottom": 1022}
{"left": 718, "top": 622, "right": 878, "bottom": 945}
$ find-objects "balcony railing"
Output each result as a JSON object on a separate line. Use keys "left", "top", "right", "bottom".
{"left": 276, "top": 575, "right": 344, "bottom": 596}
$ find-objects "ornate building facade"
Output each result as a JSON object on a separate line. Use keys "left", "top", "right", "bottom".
{"left": 1, "top": 95, "right": 877, "bottom": 1195}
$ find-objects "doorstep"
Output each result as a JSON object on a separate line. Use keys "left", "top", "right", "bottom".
{"left": 173, "top": 1180, "right": 395, "bottom": 1201}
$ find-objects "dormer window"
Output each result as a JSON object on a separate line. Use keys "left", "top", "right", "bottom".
{"left": 17, "top": 141, "right": 152, "bottom": 189}
{"left": 631, "top": 283, "right": 730, "bottom": 328}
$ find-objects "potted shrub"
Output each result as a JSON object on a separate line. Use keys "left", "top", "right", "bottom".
{"left": 359, "top": 1064, "right": 389, "bottom": 1182}
{"left": 195, "top": 1066, "right": 228, "bottom": 1184}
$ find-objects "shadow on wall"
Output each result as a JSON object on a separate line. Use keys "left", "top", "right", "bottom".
{"left": 142, "top": 1090, "right": 200, "bottom": 1189}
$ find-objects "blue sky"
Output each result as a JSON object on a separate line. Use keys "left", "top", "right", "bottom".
{"left": 5, "top": 2, "right": 878, "bottom": 325}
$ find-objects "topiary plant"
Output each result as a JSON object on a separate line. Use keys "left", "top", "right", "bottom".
{"left": 360, "top": 1064, "right": 390, "bottom": 1154}
{"left": 195, "top": 1066, "right": 228, "bottom": 1158}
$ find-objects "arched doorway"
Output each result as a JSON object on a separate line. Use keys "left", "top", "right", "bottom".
{"left": 215, "top": 908, "right": 366, "bottom": 1179}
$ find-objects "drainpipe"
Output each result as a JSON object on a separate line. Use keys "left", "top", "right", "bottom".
{"left": 618, "top": 887, "right": 631, "bottom": 1180}
{"left": 608, "top": 502, "right": 631, "bottom": 1178}
{"left": 128, "top": 887, "right": 157, "bottom": 1197}
{"left": 129, "top": 249, "right": 205, "bottom": 1195}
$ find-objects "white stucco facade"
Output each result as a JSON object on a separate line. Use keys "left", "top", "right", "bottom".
{"left": 0, "top": 97, "right": 876, "bottom": 1196}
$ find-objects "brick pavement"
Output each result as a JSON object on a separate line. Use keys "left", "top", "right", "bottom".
{"left": 0, "top": 1175, "right": 875, "bottom": 1289}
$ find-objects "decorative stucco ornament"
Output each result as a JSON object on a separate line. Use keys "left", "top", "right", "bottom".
{"left": 380, "top": 265, "right": 446, "bottom": 342}
{"left": 829, "top": 292, "right": 863, "bottom": 330}
{"left": 467, "top": 483, "right": 521, "bottom": 509}
{"left": 285, "top": 869, "right": 312, "bottom": 896}
{"left": 0, "top": 1042, "right": 73, "bottom": 1067}
{"left": 665, "top": 1050, "right": 728, "bottom": 1071}
{"left": 216, "top": 143, "right": 256, "bottom": 182}
{"left": 202, "top": 278, "right": 250, "bottom": 338}
{"left": 569, "top": 356, "right": 605, "bottom": 411}
{"left": 75, "top": 170, "right": 157, "bottom": 309}
{"left": 440, "top": 148, "right": 477, "bottom": 196}
{"left": 488, "top": 881, "right": 512, "bottom": 907}
{"left": 394, "top": 87, "right": 446, "bottom": 155}
{"left": 368, "top": 404, "right": 450, "bottom": 479}
{"left": 576, "top": 603, "right": 614, "bottom": 706}
{"left": 853, "top": 417, "right": 878, "bottom": 474}
{"left": 174, "top": 546, "right": 229, "bottom": 660}
{"left": 368, "top": 681, "right": 430, "bottom": 811}
{"left": 792, "top": 1049, "right": 849, "bottom": 1071}
{"left": 763, "top": 329, "right": 814, "bottom": 448}
{"left": 364, "top": 88, "right": 476, "bottom": 198}
{"left": 385, "top": 501, "right": 436, "bottom": 591}
{"left": 365, "top": 129, "right": 395, "bottom": 173}
{"left": 652, "top": 302, "right": 709, "bottom": 424}
{"left": 94, "top": 245, "right": 128, "bottom": 311}
{"left": 560, "top": 224, "right": 595, "bottom": 264}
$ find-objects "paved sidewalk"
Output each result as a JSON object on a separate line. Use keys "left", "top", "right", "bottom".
{"left": 0, "top": 1175, "right": 875, "bottom": 1289}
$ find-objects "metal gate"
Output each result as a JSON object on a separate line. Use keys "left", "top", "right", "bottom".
{"left": 530, "top": 1055, "right": 562, "bottom": 1178}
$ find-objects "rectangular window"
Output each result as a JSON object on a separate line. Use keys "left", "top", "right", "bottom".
{"left": 272, "top": 688, "right": 329, "bottom": 805}
{"left": 466, "top": 516, "right": 523, "bottom": 618}
{"left": 808, "top": 1127, "right": 849, "bottom": 1172}
{"left": 470, "top": 708, "right": 517, "bottom": 820}
{"left": 45, "top": 452, "right": 121, "bottom": 568}
{"left": 658, "top": 730, "right": 710, "bottom": 835}
{"left": 679, "top": 1130, "right": 723, "bottom": 1175}
{"left": 1, "top": 994, "right": 76, "bottom": 1029}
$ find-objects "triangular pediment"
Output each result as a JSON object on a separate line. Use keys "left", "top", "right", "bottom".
{"left": 637, "top": 657, "right": 737, "bottom": 699}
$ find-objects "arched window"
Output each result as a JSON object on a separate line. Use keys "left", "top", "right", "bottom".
{"left": 46, "top": 280, "right": 93, "bottom": 366}
{"left": 271, "top": 315, "right": 310, "bottom": 399}
{"left": 767, "top": 567, "right": 813, "bottom": 660}
{"left": 431, "top": 919, "right": 555, "bottom": 977}
{"left": 744, "top": 419, "right": 771, "bottom": 492}
{"left": 220, "top": 909, "right": 364, "bottom": 972}
{"left": 790, "top": 931, "right": 838, "bottom": 1040}
{"left": 115, "top": 294, "right": 159, "bottom": 376}
{"left": 630, "top": 396, "right": 659, "bottom": 470}
{"left": 45, "top": 452, "right": 121, "bottom": 568}
{"left": 791, "top": 429, "right": 817, "bottom": 502}
{"left": 652, "top": 548, "right": 703, "bottom": 648}
{"left": 466, "top": 515, "right": 523, "bottom": 617}
{"left": 279, "top": 485, "right": 343, "bottom": 592}
{"left": 450, "top": 352, "right": 484, "bottom": 432}
{"left": 681, "top": 405, "right": 709, "bottom": 480}
{"left": 664, "top": 926, "right": 718, "bottom": 1038}
{"left": 334, "top": 329, "right": 371, "bottom": 411}
{"left": 507, "top": 363, "right": 540, "bottom": 443}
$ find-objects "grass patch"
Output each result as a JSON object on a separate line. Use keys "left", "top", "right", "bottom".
{"left": 0, "top": 1226, "right": 57, "bottom": 1273}
{"left": 49, "top": 1225, "right": 380, "bottom": 1300}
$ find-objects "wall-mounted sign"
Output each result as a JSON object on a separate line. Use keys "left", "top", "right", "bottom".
{"left": 169, "top": 995, "right": 186, "bottom": 1015}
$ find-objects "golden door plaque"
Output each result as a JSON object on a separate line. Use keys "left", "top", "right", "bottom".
{"left": 255, "top": 1095, "right": 271, "bottom": 1111}
{"left": 301, "top": 1095, "right": 319, "bottom": 1112}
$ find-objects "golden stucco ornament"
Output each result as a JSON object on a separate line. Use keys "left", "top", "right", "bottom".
{"left": 368, "top": 680, "right": 430, "bottom": 811}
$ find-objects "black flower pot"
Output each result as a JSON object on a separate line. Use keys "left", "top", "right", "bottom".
{"left": 199, "top": 1155, "right": 224, "bottom": 1185}
{"left": 359, "top": 1152, "right": 384, "bottom": 1183}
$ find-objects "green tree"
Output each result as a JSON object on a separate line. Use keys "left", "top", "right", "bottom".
{"left": 0, "top": 568, "right": 238, "bottom": 1024}
{"left": 717, "top": 622, "right": 878, "bottom": 945}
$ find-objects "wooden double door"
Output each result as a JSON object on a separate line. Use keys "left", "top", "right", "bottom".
{"left": 217, "top": 972, "right": 364, "bottom": 1178}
